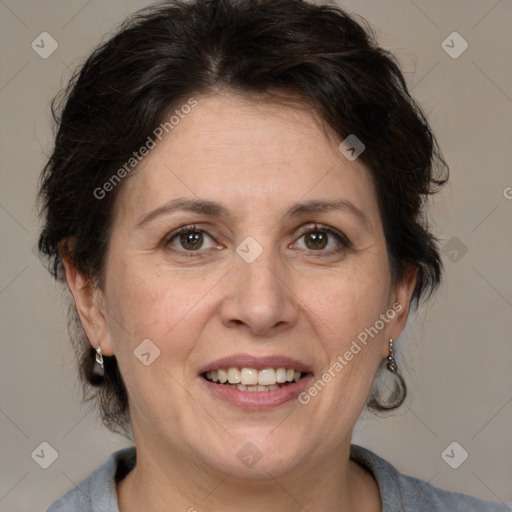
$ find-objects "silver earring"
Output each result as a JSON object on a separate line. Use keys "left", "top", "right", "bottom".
{"left": 387, "top": 338, "right": 397, "bottom": 373}
{"left": 95, "top": 345, "right": 104, "bottom": 369}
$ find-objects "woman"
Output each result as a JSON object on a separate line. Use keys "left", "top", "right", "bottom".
{"left": 38, "top": 0, "right": 510, "bottom": 510}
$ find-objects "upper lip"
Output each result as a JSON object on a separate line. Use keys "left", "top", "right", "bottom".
{"left": 198, "top": 354, "right": 313, "bottom": 375}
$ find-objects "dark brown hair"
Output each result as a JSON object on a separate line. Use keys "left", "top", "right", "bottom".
{"left": 37, "top": 0, "right": 448, "bottom": 433}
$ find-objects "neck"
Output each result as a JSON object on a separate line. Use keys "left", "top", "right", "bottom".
{"left": 116, "top": 441, "right": 381, "bottom": 512}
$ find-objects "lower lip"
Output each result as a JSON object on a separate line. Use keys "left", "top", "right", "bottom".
{"left": 200, "top": 374, "right": 314, "bottom": 409}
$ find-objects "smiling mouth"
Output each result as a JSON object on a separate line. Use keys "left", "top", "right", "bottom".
{"left": 202, "top": 367, "right": 306, "bottom": 392}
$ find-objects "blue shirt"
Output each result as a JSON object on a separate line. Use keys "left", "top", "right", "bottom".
{"left": 46, "top": 445, "right": 511, "bottom": 511}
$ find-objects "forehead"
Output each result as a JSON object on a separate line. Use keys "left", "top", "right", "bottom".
{"left": 112, "top": 93, "right": 379, "bottom": 227}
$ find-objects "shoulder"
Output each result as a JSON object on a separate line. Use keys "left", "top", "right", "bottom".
{"left": 350, "top": 444, "right": 511, "bottom": 512}
{"left": 46, "top": 447, "right": 136, "bottom": 512}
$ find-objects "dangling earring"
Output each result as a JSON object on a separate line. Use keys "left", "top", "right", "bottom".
{"left": 90, "top": 344, "right": 105, "bottom": 383}
{"left": 367, "top": 337, "right": 407, "bottom": 410}
{"left": 95, "top": 345, "right": 104, "bottom": 370}
{"left": 387, "top": 338, "right": 398, "bottom": 373}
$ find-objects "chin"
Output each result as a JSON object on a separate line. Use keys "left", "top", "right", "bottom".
{"left": 200, "top": 429, "right": 312, "bottom": 479}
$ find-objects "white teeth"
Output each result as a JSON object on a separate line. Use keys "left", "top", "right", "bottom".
{"left": 241, "top": 368, "right": 258, "bottom": 385}
{"left": 258, "top": 368, "right": 276, "bottom": 385}
{"left": 205, "top": 367, "right": 304, "bottom": 390}
{"left": 227, "top": 368, "right": 241, "bottom": 384}
{"left": 276, "top": 368, "right": 287, "bottom": 383}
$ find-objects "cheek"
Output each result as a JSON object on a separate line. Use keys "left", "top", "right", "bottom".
{"left": 102, "top": 263, "right": 203, "bottom": 411}
{"left": 104, "top": 261, "right": 175, "bottom": 348}
{"left": 309, "top": 262, "right": 392, "bottom": 348}
{"left": 104, "top": 259, "right": 217, "bottom": 363}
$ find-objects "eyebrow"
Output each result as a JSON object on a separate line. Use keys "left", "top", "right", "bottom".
{"left": 135, "top": 197, "right": 373, "bottom": 232}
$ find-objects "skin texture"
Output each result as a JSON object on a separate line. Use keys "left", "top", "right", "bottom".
{"left": 63, "top": 93, "right": 416, "bottom": 511}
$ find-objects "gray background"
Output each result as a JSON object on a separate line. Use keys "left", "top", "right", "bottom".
{"left": 0, "top": 0, "right": 511, "bottom": 510}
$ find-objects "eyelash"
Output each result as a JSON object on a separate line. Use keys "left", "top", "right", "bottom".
{"left": 164, "top": 223, "right": 352, "bottom": 257}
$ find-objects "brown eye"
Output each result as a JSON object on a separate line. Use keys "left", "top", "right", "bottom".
{"left": 293, "top": 225, "right": 351, "bottom": 254}
{"left": 179, "top": 231, "right": 204, "bottom": 250}
{"left": 166, "top": 226, "right": 217, "bottom": 252}
{"left": 304, "top": 231, "right": 328, "bottom": 250}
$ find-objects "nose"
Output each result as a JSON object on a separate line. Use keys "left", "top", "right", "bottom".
{"left": 220, "top": 251, "right": 299, "bottom": 337}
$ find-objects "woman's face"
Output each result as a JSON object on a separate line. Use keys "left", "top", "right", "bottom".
{"left": 74, "top": 93, "right": 414, "bottom": 478}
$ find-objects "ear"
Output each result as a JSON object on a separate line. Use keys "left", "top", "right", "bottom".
{"left": 60, "top": 245, "right": 115, "bottom": 356}
{"left": 381, "top": 266, "right": 417, "bottom": 357}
